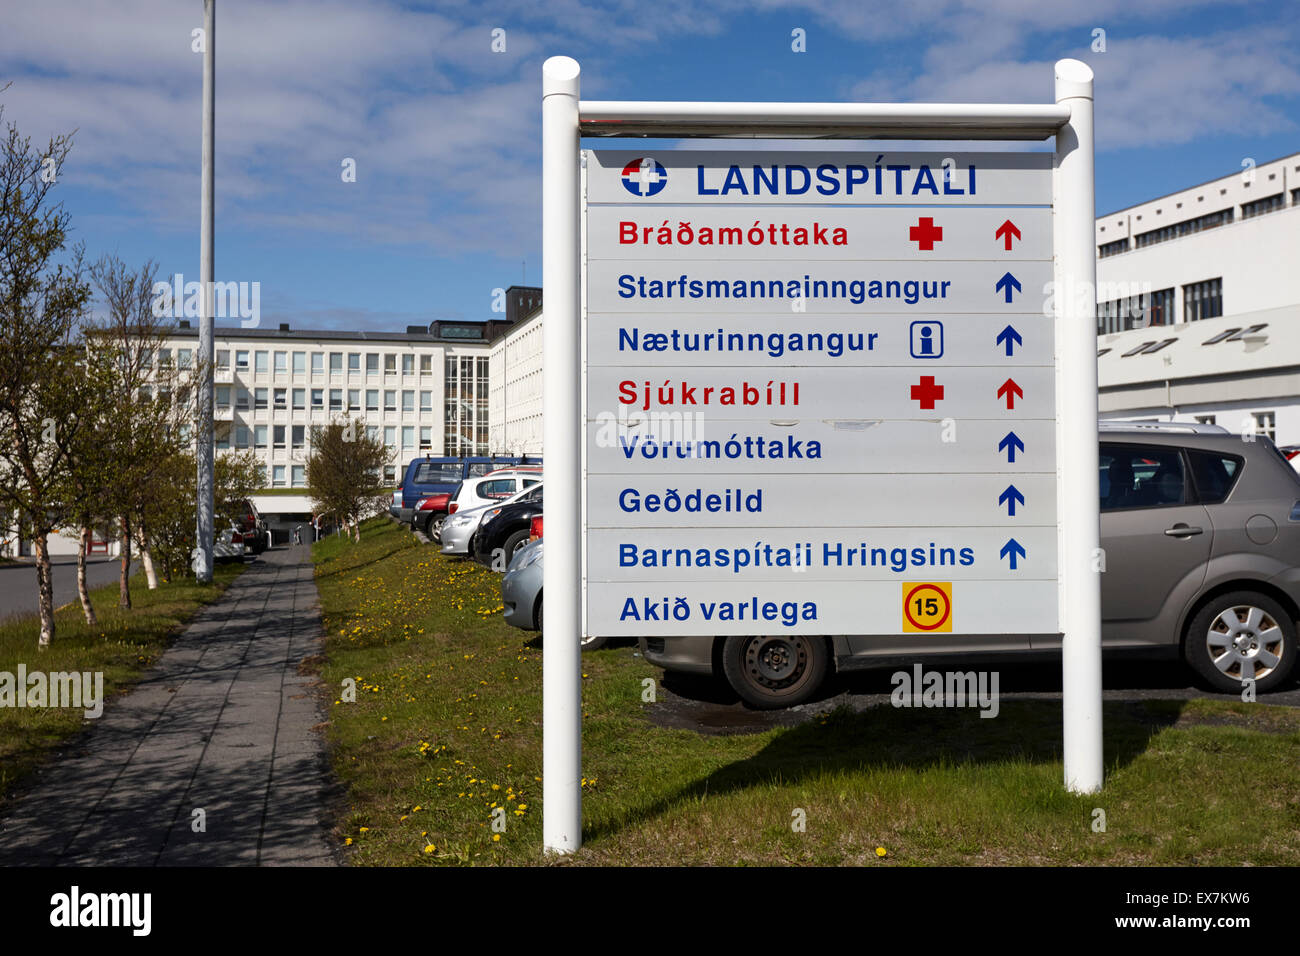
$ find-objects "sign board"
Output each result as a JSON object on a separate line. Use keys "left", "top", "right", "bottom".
{"left": 584, "top": 149, "right": 1059, "bottom": 637}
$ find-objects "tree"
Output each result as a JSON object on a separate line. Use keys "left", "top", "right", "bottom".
{"left": 0, "top": 106, "right": 93, "bottom": 647}
{"left": 306, "top": 417, "right": 389, "bottom": 542}
{"left": 85, "top": 255, "right": 187, "bottom": 606}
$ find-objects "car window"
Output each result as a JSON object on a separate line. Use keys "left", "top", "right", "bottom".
{"left": 413, "top": 462, "right": 462, "bottom": 483}
{"left": 1187, "top": 450, "right": 1244, "bottom": 504}
{"left": 466, "top": 462, "right": 494, "bottom": 478}
{"left": 478, "top": 479, "right": 518, "bottom": 500}
{"left": 1099, "top": 444, "right": 1188, "bottom": 511}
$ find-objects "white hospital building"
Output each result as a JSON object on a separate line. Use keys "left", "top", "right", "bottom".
{"left": 1095, "top": 151, "right": 1300, "bottom": 444}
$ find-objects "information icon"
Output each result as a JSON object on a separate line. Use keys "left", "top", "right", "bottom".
{"left": 910, "top": 321, "right": 944, "bottom": 359}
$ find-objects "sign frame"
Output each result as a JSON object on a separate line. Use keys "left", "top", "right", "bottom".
{"left": 542, "top": 56, "right": 1102, "bottom": 854}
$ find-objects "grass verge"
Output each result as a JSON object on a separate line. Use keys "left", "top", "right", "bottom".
{"left": 0, "top": 561, "right": 247, "bottom": 810}
{"left": 315, "top": 517, "right": 1300, "bottom": 866}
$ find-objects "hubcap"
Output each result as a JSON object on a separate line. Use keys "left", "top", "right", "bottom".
{"left": 1206, "top": 605, "right": 1284, "bottom": 683}
{"left": 745, "top": 636, "right": 807, "bottom": 688}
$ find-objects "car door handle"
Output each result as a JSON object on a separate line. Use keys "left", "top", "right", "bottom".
{"left": 1164, "top": 524, "right": 1204, "bottom": 537}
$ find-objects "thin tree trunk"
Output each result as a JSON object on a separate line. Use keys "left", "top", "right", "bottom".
{"left": 135, "top": 526, "right": 158, "bottom": 589}
{"left": 118, "top": 514, "right": 132, "bottom": 608}
{"left": 34, "top": 532, "right": 55, "bottom": 648}
{"left": 77, "top": 521, "right": 97, "bottom": 625}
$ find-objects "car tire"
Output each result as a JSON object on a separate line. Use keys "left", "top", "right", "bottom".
{"left": 427, "top": 514, "right": 445, "bottom": 538}
{"left": 1183, "top": 591, "right": 1297, "bottom": 693}
{"left": 721, "top": 634, "right": 829, "bottom": 709}
{"left": 498, "top": 529, "right": 530, "bottom": 571}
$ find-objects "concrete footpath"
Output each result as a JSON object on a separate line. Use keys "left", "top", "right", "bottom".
{"left": 0, "top": 546, "right": 338, "bottom": 866}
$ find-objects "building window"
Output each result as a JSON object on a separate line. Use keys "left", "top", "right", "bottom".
{"left": 1252, "top": 411, "right": 1276, "bottom": 441}
{"left": 384, "top": 389, "right": 397, "bottom": 412}
{"left": 366, "top": 425, "right": 379, "bottom": 443}
{"left": 272, "top": 465, "right": 286, "bottom": 487}
{"left": 255, "top": 388, "right": 268, "bottom": 411}
{"left": 158, "top": 348, "right": 172, "bottom": 368}
{"left": 1098, "top": 238, "right": 1128, "bottom": 258}
{"left": 383, "top": 466, "right": 396, "bottom": 484}
{"left": 311, "top": 388, "right": 323, "bottom": 409}
{"left": 402, "top": 426, "right": 415, "bottom": 449}
{"left": 254, "top": 425, "right": 268, "bottom": 449}
{"left": 329, "top": 352, "right": 343, "bottom": 373}
{"left": 292, "top": 388, "right": 305, "bottom": 410}
{"left": 292, "top": 351, "right": 306, "bottom": 374}
{"left": 255, "top": 351, "right": 269, "bottom": 374}
{"left": 348, "top": 352, "right": 361, "bottom": 373}
{"left": 385, "top": 353, "right": 397, "bottom": 375}
{"left": 236, "top": 388, "right": 250, "bottom": 410}
{"left": 384, "top": 426, "right": 396, "bottom": 449}
{"left": 419, "top": 426, "right": 431, "bottom": 451}
{"left": 178, "top": 348, "right": 194, "bottom": 368}
{"left": 420, "top": 390, "right": 432, "bottom": 412}
{"left": 236, "top": 350, "right": 250, "bottom": 370}
{"left": 348, "top": 389, "right": 361, "bottom": 411}
{"left": 216, "top": 385, "right": 231, "bottom": 408}
{"left": 292, "top": 464, "right": 305, "bottom": 486}
{"left": 366, "top": 353, "right": 379, "bottom": 376}
{"left": 273, "top": 425, "right": 286, "bottom": 449}
{"left": 366, "top": 389, "right": 379, "bottom": 412}
{"left": 235, "top": 426, "right": 250, "bottom": 448}
{"left": 402, "top": 354, "right": 414, "bottom": 375}
{"left": 1183, "top": 278, "right": 1223, "bottom": 322}
{"left": 1241, "top": 193, "right": 1284, "bottom": 219}
{"left": 1134, "top": 208, "right": 1233, "bottom": 248}
{"left": 216, "top": 424, "right": 230, "bottom": 449}
{"left": 311, "top": 352, "right": 324, "bottom": 374}
{"left": 402, "top": 390, "right": 414, "bottom": 413}
{"left": 420, "top": 354, "right": 432, "bottom": 374}
{"left": 272, "top": 387, "right": 286, "bottom": 409}
{"left": 274, "top": 351, "right": 287, "bottom": 374}
{"left": 292, "top": 424, "right": 305, "bottom": 449}
{"left": 216, "top": 349, "right": 230, "bottom": 368}
{"left": 329, "top": 388, "right": 343, "bottom": 411}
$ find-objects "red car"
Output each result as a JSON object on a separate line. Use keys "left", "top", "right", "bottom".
{"left": 410, "top": 492, "right": 452, "bottom": 538}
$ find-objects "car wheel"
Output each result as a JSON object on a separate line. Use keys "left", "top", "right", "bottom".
{"left": 721, "top": 634, "right": 829, "bottom": 708}
{"left": 499, "top": 529, "right": 530, "bottom": 570}
{"left": 1183, "top": 591, "right": 1297, "bottom": 693}
{"left": 428, "top": 514, "right": 446, "bottom": 538}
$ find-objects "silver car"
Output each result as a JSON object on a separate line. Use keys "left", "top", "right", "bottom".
{"left": 641, "top": 424, "right": 1300, "bottom": 708}
{"left": 501, "top": 538, "right": 606, "bottom": 650}
{"left": 441, "top": 483, "right": 542, "bottom": 556}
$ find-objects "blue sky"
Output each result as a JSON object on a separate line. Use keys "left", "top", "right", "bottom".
{"left": 2, "top": 0, "right": 1296, "bottom": 332}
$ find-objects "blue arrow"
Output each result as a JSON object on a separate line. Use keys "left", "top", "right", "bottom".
{"left": 1000, "top": 538, "right": 1026, "bottom": 570}
{"left": 995, "top": 324, "right": 1023, "bottom": 356}
{"left": 998, "top": 431, "right": 1024, "bottom": 463}
{"left": 995, "top": 271, "right": 1022, "bottom": 303}
{"left": 999, "top": 484, "right": 1025, "bottom": 516}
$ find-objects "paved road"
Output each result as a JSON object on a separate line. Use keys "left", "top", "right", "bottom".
{"left": 0, "top": 545, "right": 337, "bottom": 866}
{"left": 0, "top": 555, "right": 135, "bottom": 622}
{"left": 646, "top": 652, "right": 1300, "bottom": 736}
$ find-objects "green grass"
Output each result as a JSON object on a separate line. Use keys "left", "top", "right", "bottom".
{"left": 0, "top": 561, "right": 246, "bottom": 810}
{"left": 314, "top": 517, "right": 1300, "bottom": 866}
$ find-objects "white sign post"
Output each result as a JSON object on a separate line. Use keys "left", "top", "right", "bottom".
{"left": 541, "top": 57, "right": 1102, "bottom": 856}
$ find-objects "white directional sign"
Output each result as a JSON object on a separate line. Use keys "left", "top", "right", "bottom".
{"left": 584, "top": 148, "right": 1059, "bottom": 636}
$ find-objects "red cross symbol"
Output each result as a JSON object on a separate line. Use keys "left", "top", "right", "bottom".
{"left": 910, "top": 375, "right": 944, "bottom": 409}
{"left": 909, "top": 216, "right": 943, "bottom": 250}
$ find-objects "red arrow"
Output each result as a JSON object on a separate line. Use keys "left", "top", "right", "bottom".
{"left": 995, "top": 219, "right": 1021, "bottom": 250}
{"left": 997, "top": 378, "right": 1023, "bottom": 409}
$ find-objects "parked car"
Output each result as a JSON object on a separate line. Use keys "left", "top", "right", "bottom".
{"left": 442, "top": 483, "right": 542, "bottom": 556}
{"left": 641, "top": 424, "right": 1300, "bottom": 707}
{"left": 389, "top": 455, "right": 543, "bottom": 522}
{"left": 213, "top": 522, "right": 247, "bottom": 563}
{"left": 501, "top": 539, "right": 606, "bottom": 650}
{"left": 448, "top": 470, "right": 541, "bottom": 516}
{"left": 228, "top": 499, "right": 267, "bottom": 554}
{"left": 1279, "top": 444, "right": 1300, "bottom": 474}
{"left": 473, "top": 488, "right": 544, "bottom": 570}
{"left": 410, "top": 492, "right": 451, "bottom": 537}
